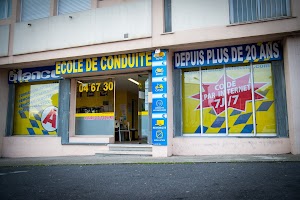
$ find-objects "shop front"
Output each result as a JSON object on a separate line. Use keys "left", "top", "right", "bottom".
{"left": 55, "top": 52, "right": 153, "bottom": 145}
{"left": 172, "top": 41, "right": 290, "bottom": 155}
{"left": 70, "top": 74, "right": 150, "bottom": 144}
{"left": 3, "top": 50, "right": 172, "bottom": 157}
{"left": 7, "top": 67, "right": 61, "bottom": 136}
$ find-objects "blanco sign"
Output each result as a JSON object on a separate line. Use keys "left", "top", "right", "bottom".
{"left": 8, "top": 66, "right": 61, "bottom": 84}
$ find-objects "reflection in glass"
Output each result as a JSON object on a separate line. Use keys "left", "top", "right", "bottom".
{"left": 253, "top": 63, "right": 276, "bottom": 133}
{"left": 76, "top": 79, "right": 114, "bottom": 113}
{"left": 201, "top": 66, "right": 226, "bottom": 134}
{"left": 13, "top": 81, "right": 59, "bottom": 135}
{"left": 226, "top": 65, "right": 254, "bottom": 134}
{"left": 182, "top": 69, "right": 200, "bottom": 134}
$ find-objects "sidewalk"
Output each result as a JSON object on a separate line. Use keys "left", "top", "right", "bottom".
{"left": 1, "top": 154, "right": 300, "bottom": 167}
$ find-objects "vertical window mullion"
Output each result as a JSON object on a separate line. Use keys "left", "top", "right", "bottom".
{"left": 286, "top": 0, "right": 291, "bottom": 16}
{"left": 237, "top": 0, "right": 239, "bottom": 23}
{"left": 223, "top": 65, "right": 229, "bottom": 136}
{"left": 246, "top": 0, "right": 249, "bottom": 21}
{"left": 199, "top": 67, "right": 203, "bottom": 135}
{"left": 250, "top": 63, "right": 257, "bottom": 136}
{"left": 5, "top": 0, "right": 8, "bottom": 18}
{"left": 268, "top": 0, "right": 270, "bottom": 18}
{"left": 229, "top": 0, "right": 234, "bottom": 23}
{"left": 271, "top": 0, "right": 273, "bottom": 17}
{"left": 164, "top": 0, "right": 172, "bottom": 32}
{"left": 281, "top": 0, "right": 283, "bottom": 16}
{"left": 251, "top": 0, "right": 253, "bottom": 21}
{"left": 265, "top": 0, "right": 267, "bottom": 18}
{"left": 275, "top": 0, "right": 278, "bottom": 17}
{"left": 180, "top": 70, "right": 183, "bottom": 135}
{"left": 20, "top": 0, "right": 23, "bottom": 21}
{"left": 241, "top": 0, "right": 244, "bottom": 22}
{"left": 257, "top": 0, "right": 261, "bottom": 20}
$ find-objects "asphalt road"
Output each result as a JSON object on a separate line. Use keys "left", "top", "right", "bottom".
{"left": 0, "top": 162, "right": 300, "bottom": 200}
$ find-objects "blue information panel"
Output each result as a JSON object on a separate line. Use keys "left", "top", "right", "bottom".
{"left": 152, "top": 50, "right": 168, "bottom": 146}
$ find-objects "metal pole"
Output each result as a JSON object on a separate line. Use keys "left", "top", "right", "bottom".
{"left": 223, "top": 65, "right": 229, "bottom": 136}
{"left": 199, "top": 68, "right": 203, "bottom": 135}
{"left": 250, "top": 63, "right": 257, "bottom": 136}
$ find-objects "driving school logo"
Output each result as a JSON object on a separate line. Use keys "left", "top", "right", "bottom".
{"left": 190, "top": 74, "right": 267, "bottom": 115}
{"left": 41, "top": 106, "right": 58, "bottom": 131}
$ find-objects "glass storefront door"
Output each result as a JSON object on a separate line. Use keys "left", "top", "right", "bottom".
{"left": 75, "top": 78, "right": 115, "bottom": 135}
{"left": 138, "top": 74, "right": 149, "bottom": 143}
{"left": 73, "top": 73, "right": 150, "bottom": 143}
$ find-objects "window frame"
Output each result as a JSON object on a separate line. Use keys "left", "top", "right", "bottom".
{"left": 57, "top": 0, "right": 91, "bottom": 16}
{"left": 0, "top": 0, "right": 11, "bottom": 20}
{"left": 164, "top": 0, "right": 172, "bottom": 33}
{"left": 229, "top": 0, "right": 292, "bottom": 24}
{"left": 6, "top": 81, "right": 60, "bottom": 136}
{"left": 174, "top": 61, "right": 288, "bottom": 138}
{"left": 20, "top": 0, "right": 51, "bottom": 22}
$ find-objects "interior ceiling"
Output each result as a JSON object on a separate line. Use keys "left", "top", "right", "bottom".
{"left": 115, "top": 74, "right": 139, "bottom": 94}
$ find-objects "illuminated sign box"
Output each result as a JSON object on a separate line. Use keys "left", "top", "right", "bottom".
{"left": 174, "top": 41, "right": 282, "bottom": 69}
{"left": 55, "top": 52, "right": 152, "bottom": 75}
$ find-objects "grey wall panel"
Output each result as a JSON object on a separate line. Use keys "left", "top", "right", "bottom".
{"left": 173, "top": 68, "right": 182, "bottom": 136}
{"left": 75, "top": 118, "right": 114, "bottom": 135}
{"left": 0, "top": 25, "right": 9, "bottom": 57}
{"left": 58, "top": 79, "right": 70, "bottom": 144}
{"left": 272, "top": 60, "right": 289, "bottom": 137}
{"left": 5, "top": 84, "right": 14, "bottom": 136}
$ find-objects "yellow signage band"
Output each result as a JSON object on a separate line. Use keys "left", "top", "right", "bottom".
{"left": 56, "top": 52, "right": 152, "bottom": 75}
{"left": 75, "top": 113, "right": 114, "bottom": 117}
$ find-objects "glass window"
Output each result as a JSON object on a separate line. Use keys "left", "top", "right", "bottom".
{"left": 21, "top": 0, "right": 50, "bottom": 22}
{"left": 76, "top": 80, "right": 114, "bottom": 114}
{"left": 0, "top": 0, "right": 12, "bottom": 20}
{"left": 75, "top": 79, "right": 115, "bottom": 135}
{"left": 181, "top": 63, "right": 277, "bottom": 136}
{"left": 58, "top": 0, "right": 91, "bottom": 15}
{"left": 230, "top": 0, "right": 291, "bottom": 24}
{"left": 253, "top": 63, "right": 276, "bottom": 134}
{"left": 13, "top": 81, "right": 59, "bottom": 135}
{"left": 201, "top": 66, "right": 226, "bottom": 134}
{"left": 182, "top": 69, "right": 200, "bottom": 134}
{"left": 226, "top": 64, "right": 254, "bottom": 135}
{"left": 164, "top": 0, "right": 172, "bottom": 32}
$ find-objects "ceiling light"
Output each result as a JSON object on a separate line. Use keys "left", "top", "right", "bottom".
{"left": 128, "top": 78, "right": 140, "bottom": 85}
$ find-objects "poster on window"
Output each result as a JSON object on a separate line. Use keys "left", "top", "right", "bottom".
{"left": 182, "top": 63, "right": 276, "bottom": 135}
{"left": 13, "top": 81, "right": 59, "bottom": 135}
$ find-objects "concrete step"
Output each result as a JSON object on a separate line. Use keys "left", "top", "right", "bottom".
{"left": 95, "top": 150, "right": 152, "bottom": 156}
{"left": 108, "top": 144, "right": 152, "bottom": 152}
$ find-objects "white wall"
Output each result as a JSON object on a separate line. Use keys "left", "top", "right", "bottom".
{"left": 173, "top": 138, "right": 291, "bottom": 155}
{"left": 284, "top": 36, "right": 300, "bottom": 154}
{"left": 0, "top": 25, "right": 9, "bottom": 57}
{"left": 13, "top": 0, "right": 151, "bottom": 55}
{"left": 2, "top": 137, "right": 109, "bottom": 157}
{"left": 172, "top": 0, "right": 229, "bottom": 32}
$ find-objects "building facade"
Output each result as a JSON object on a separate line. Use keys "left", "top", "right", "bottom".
{"left": 0, "top": 0, "right": 299, "bottom": 157}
